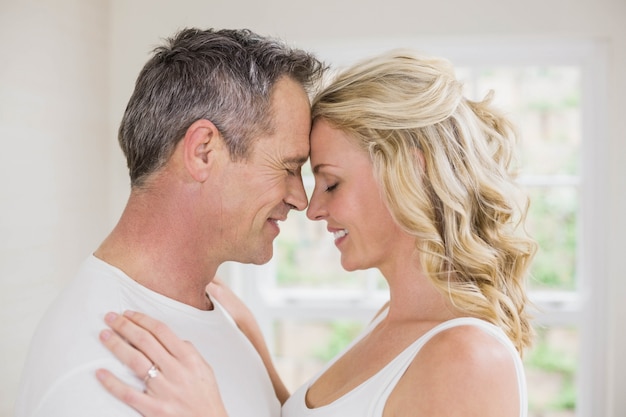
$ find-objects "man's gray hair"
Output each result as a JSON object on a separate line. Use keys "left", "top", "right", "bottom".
{"left": 118, "top": 27, "right": 325, "bottom": 187}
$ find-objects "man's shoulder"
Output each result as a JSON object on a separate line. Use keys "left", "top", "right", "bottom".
{"left": 16, "top": 358, "right": 142, "bottom": 417}
{"left": 29, "top": 257, "right": 125, "bottom": 348}
{"left": 15, "top": 256, "right": 141, "bottom": 417}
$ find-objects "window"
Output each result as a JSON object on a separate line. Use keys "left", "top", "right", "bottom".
{"left": 220, "top": 38, "right": 608, "bottom": 417}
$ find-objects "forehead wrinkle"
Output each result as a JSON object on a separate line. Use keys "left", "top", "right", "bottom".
{"left": 257, "top": 149, "right": 305, "bottom": 172}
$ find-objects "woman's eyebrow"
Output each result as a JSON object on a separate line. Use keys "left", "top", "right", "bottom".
{"left": 312, "top": 163, "right": 334, "bottom": 174}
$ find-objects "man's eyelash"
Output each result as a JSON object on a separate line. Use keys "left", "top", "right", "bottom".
{"left": 285, "top": 165, "right": 302, "bottom": 176}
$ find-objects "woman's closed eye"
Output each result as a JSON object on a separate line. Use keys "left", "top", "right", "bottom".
{"left": 325, "top": 183, "right": 338, "bottom": 192}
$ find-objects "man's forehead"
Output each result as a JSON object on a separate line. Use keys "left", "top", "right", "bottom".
{"left": 249, "top": 132, "right": 309, "bottom": 163}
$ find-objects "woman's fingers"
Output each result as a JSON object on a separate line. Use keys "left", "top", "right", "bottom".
{"left": 117, "top": 311, "right": 191, "bottom": 360}
{"left": 103, "top": 312, "right": 177, "bottom": 376}
{"left": 95, "top": 369, "right": 164, "bottom": 417}
{"left": 99, "top": 327, "right": 154, "bottom": 380}
{"left": 98, "top": 311, "right": 231, "bottom": 417}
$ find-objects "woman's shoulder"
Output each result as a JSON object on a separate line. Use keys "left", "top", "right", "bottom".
{"left": 426, "top": 319, "right": 516, "bottom": 364}
{"left": 426, "top": 317, "right": 512, "bottom": 351}
{"left": 385, "top": 319, "right": 521, "bottom": 417}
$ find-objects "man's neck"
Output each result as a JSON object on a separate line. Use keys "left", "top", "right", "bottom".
{"left": 95, "top": 194, "right": 220, "bottom": 310}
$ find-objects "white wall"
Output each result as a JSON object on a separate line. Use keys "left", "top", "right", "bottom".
{"left": 0, "top": 0, "right": 110, "bottom": 415}
{"left": 1, "top": 0, "right": 624, "bottom": 416}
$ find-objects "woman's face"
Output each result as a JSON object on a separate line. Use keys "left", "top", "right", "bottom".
{"left": 307, "top": 118, "right": 414, "bottom": 273}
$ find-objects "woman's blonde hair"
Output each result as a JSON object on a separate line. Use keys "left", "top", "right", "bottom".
{"left": 312, "top": 50, "right": 537, "bottom": 353}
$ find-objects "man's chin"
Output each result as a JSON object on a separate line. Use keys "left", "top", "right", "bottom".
{"left": 238, "top": 248, "right": 274, "bottom": 266}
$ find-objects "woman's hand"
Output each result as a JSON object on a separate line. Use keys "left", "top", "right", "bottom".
{"left": 96, "top": 311, "right": 229, "bottom": 417}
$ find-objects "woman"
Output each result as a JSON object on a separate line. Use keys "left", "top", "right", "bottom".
{"left": 96, "top": 50, "right": 537, "bottom": 417}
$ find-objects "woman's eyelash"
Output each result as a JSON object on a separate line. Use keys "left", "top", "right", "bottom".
{"left": 325, "top": 184, "right": 338, "bottom": 192}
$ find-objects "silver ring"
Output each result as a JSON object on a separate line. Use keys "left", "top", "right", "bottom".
{"left": 144, "top": 364, "right": 159, "bottom": 383}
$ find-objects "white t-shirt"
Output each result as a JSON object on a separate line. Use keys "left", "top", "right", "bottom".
{"left": 282, "top": 311, "right": 527, "bottom": 417}
{"left": 15, "top": 255, "right": 280, "bottom": 417}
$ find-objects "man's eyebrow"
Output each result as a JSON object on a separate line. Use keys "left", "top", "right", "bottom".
{"left": 284, "top": 155, "right": 309, "bottom": 166}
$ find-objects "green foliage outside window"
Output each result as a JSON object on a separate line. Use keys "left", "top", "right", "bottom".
{"left": 526, "top": 187, "right": 578, "bottom": 290}
{"left": 525, "top": 327, "right": 578, "bottom": 413}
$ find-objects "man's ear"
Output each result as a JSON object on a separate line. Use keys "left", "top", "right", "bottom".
{"left": 182, "top": 119, "right": 224, "bottom": 183}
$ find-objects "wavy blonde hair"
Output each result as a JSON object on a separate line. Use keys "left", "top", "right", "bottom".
{"left": 312, "top": 50, "right": 537, "bottom": 353}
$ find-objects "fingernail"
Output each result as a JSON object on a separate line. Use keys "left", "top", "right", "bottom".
{"left": 99, "top": 329, "right": 112, "bottom": 341}
{"left": 123, "top": 310, "right": 136, "bottom": 318}
{"left": 104, "top": 312, "right": 117, "bottom": 324}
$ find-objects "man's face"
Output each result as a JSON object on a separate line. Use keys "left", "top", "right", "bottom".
{"left": 217, "top": 77, "right": 311, "bottom": 265}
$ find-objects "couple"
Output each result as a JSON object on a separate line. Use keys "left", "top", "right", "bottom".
{"left": 15, "top": 27, "right": 537, "bottom": 417}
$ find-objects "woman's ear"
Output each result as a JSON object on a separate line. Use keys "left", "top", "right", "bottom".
{"left": 182, "top": 119, "right": 224, "bottom": 183}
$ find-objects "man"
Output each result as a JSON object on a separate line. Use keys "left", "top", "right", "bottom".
{"left": 15, "top": 27, "right": 324, "bottom": 417}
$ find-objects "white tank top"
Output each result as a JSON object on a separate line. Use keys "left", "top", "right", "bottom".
{"left": 282, "top": 311, "right": 527, "bottom": 417}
